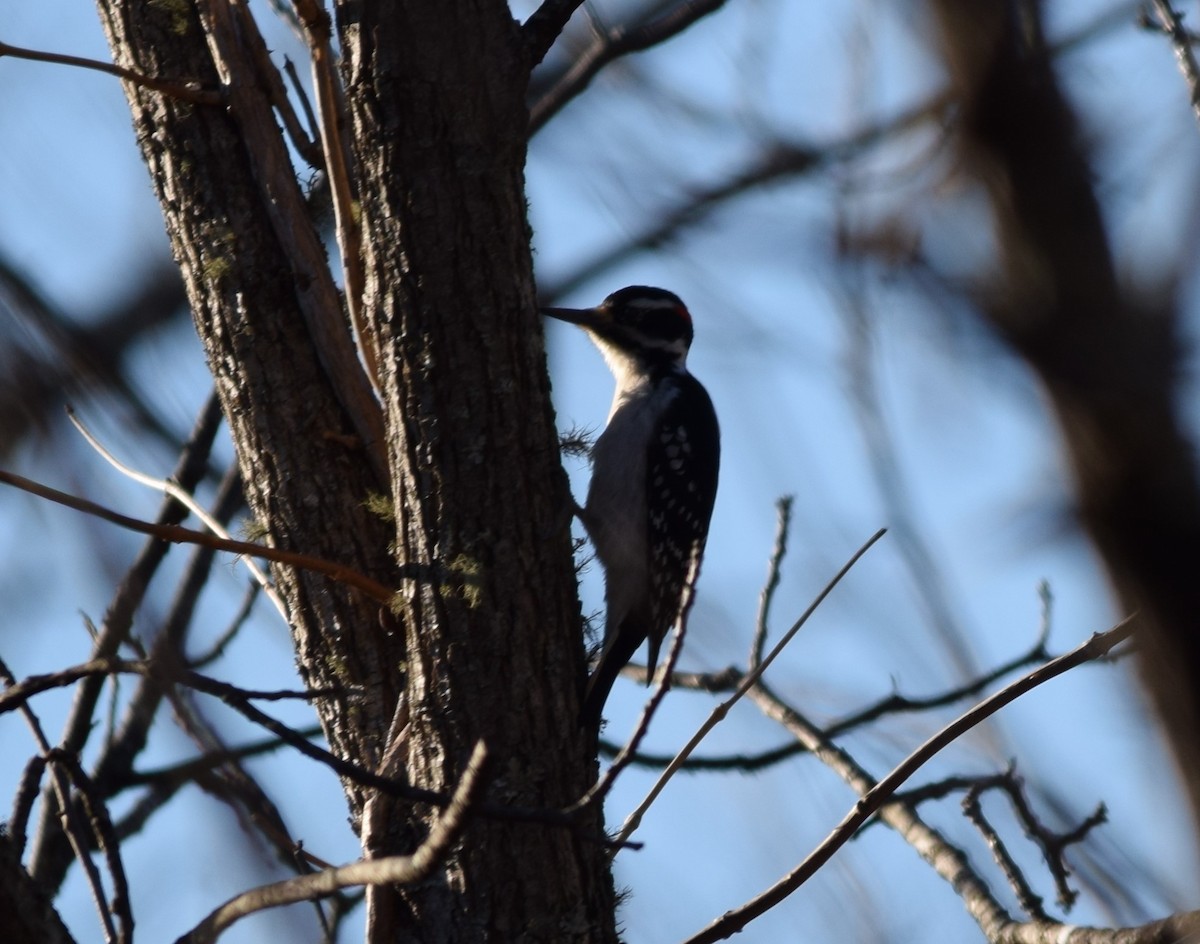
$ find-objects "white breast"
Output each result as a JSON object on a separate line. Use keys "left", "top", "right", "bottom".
{"left": 585, "top": 375, "right": 678, "bottom": 624}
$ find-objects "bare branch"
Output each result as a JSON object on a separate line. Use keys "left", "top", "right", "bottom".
{"left": 286, "top": 0, "right": 381, "bottom": 395}
{"left": 613, "top": 529, "right": 886, "bottom": 848}
{"left": 750, "top": 496, "right": 792, "bottom": 670}
{"left": 74, "top": 462, "right": 267, "bottom": 865}
{"left": 237, "top": 21, "right": 321, "bottom": 167}
{"left": 121, "top": 728, "right": 322, "bottom": 792}
{"left": 0, "top": 659, "right": 337, "bottom": 716}
{"left": 962, "top": 770, "right": 1108, "bottom": 913}
{"left": 1143, "top": 0, "right": 1200, "bottom": 127}
{"left": 523, "top": 0, "right": 586, "bottom": 67}
{"left": 0, "top": 38, "right": 220, "bottom": 103}
{"left": 161, "top": 680, "right": 338, "bottom": 888}
{"left": 0, "top": 253, "right": 188, "bottom": 460}
{"left": 604, "top": 618, "right": 1054, "bottom": 772}
{"left": 29, "top": 395, "right": 223, "bottom": 891}
{"left": 530, "top": 0, "right": 730, "bottom": 132}
{"left": 3, "top": 656, "right": 441, "bottom": 809}
{"left": 0, "top": 657, "right": 128, "bottom": 943}
{"left": 536, "top": 3, "right": 1129, "bottom": 303}
{"left": 68, "top": 406, "right": 287, "bottom": 621}
{"left": 964, "top": 785, "right": 1050, "bottom": 921}
{"left": 47, "top": 749, "right": 135, "bottom": 944}
{"left": 683, "top": 620, "right": 1134, "bottom": 943}
{"left": 192, "top": 0, "right": 388, "bottom": 484}
{"left": 175, "top": 740, "right": 489, "bottom": 944}
{"left": 537, "top": 95, "right": 948, "bottom": 302}
{"left": 0, "top": 467, "right": 395, "bottom": 605}
{"left": 8, "top": 755, "right": 47, "bottom": 853}
{"left": 2, "top": 656, "right": 624, "bottom": 841}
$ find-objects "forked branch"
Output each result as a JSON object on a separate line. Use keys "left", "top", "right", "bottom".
{"left": 175, "top": 741, "right": 489, "bottom": 944}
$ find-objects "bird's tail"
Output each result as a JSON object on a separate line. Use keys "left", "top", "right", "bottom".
{"left": 578, "top": 616, "right": 653, "bottom": 730}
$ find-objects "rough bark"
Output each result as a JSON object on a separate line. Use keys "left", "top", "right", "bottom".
{"left": 90, "top": 0, "right": 616, "bottom": 940}
{"left": 339, "top": 3, "right": 614, "bottom": 939}
{"left": 94, "top": 0, "right": 399, "bottom": 813}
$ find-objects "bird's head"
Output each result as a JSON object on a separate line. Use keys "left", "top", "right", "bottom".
{"left": 541, "top": 286, "right": 694, "bottom": 374}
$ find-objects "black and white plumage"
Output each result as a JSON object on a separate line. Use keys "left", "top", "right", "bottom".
{"left": 542, "top": 286, "right": 720, "bottom": 729}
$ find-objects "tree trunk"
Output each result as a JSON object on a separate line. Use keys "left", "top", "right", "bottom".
{"left": 92, "top": 0, "right": 617, "bottom": 939}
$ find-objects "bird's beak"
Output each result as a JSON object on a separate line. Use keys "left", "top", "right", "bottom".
{"left": 540, "top": 305, "right": 611, "bottom": 331}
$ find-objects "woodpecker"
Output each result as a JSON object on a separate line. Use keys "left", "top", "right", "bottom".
{"left": 542, "top": 286, "right": 720, "bottom": 729}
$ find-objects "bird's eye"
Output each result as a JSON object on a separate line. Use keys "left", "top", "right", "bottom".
{"left": 640, "top": 308, "right": 687, "bottom": 339}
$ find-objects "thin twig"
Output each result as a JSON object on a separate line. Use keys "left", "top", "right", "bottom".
{"left": 122, "top": 726, "right": 322, "bottom": 790}
{"left": 613, "top": 529, "right": 886, "bottom": 848}
{"left": 9, "top": 755, "right": 47, "bottom": 853}
{"left": 982, "top": 773, "right": 1107, "bottom": 911}
{"left": 0, "top": 658, "right": 125, "bottom": 944}
{"left": 67, "top": 406, "right": 288, "bottom": 621}
{"left": 530, "top": 0, "right": 730, "bottom": 132}
{"left": 0, "top": 659, "right": 338, "bottom": 716}
{"left": 841, "top": 286, "right": 980, "bottom": 681}
{"left": 189, "top": 582, "right": 261, "bottom": 668}
{"left": 175, "top": 740, "right": 489, "bottom": 944}
{"left": 1145, "top": 0, "right": 1200, "bottom": 127}
{"left": 682, "top": 619, "right": 1135, "bottom": 943}
{"left": 963, "top": 786, "right": 1049, "bottom": 921}
{"left": 750, "top": 496, "right": 793, "bottom": 670}
{"left": 604, "top": 619, "right": 1052, "bottom": 772}
{"left": 1, "top": 656, "right": 625, "bottom": 840}
{"left": 890, "top": 771, "right": 1013, "bottom": 808}
{"left": 523, "top": 0, "right": 587, "bottom": 66}
{"left": 0, "top": 467, "right": 395, "bottom": 605}
{"left": 283, "top": 57, "right": 320, "bottom": 146}
{"left": 289, "top": 0, "right": 380, "bottom": 395}
{"left": 0, "top": 39, "right": 221, "bottom": 104}
{"left": 28, "top": 396, "right": 223, "bottom": 889}
{"left": 238, "top": 23, "right": 322, "bottom": 166}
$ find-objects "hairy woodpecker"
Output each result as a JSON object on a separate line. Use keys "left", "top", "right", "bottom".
{"left": 543, "top": 286, "right": 720, "bottom": 729}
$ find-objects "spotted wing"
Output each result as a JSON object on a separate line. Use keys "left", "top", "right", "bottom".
{"left": 644, "top": 372, "right": 720, "bottom": 670}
